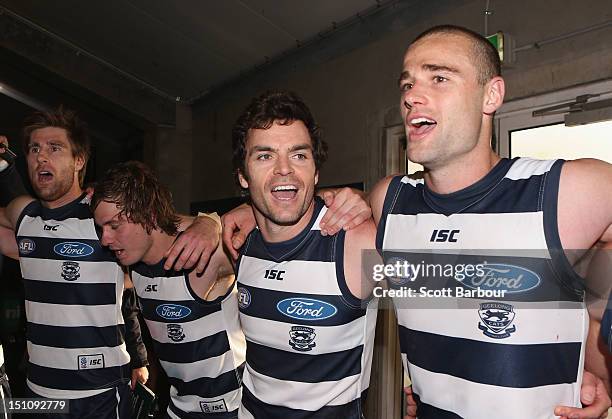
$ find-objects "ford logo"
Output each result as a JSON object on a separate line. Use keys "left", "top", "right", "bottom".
{"left": 464, "top": 263, "right": 541, "bottom": 293}
{"left": 156, "top": 304, "right": 192, "bottom": 320}
{"left": 277, "top": 298, "right": 338, "bottom": 321}
{"left": 53, "top": 242, "right": 94, "bottom": 258}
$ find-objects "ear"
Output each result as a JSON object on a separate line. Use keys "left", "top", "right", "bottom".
{"left": 74, "top": 154, "right": 85, "bottom": 172}
{"left": 238, "top": 170, "right": 249, "bottom": 190}
{"left": 482, "top": 76, "right": 505, "bottom": 115}
{"left": 314, "top": 171, "right": 319, "bottom": 186}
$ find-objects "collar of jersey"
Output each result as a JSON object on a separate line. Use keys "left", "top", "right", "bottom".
{"left": 422, "top": 158, "right": 515, "bottom": 215}
{"left": 39, "top": 192, "right": 88, "bottom": 219}
{"left": 258, "top": 196, "right": 325, "bottom": 261}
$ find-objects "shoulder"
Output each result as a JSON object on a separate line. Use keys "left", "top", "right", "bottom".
{"left": 559, "top": 158, "right": 612, "bottom": 208}
{"left": 370, "top": 175, "right": 398, "bottom": 225}
{"left": 558, "top": 158, "right": 612, "bottom": 246}
{"left": 7, "top": 195, "right": 36, "bottom": 228}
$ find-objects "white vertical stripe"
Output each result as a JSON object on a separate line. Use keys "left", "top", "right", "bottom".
{"left": 115, "top": 387, "right": 120, "bottom": 419}
{"left": 0, "top": 383, "right": 6, "bottom": 419}
{"left": 222, "top": 287, "right": 247, "bottom": 368}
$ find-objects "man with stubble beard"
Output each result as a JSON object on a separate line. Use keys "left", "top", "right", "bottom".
{"left": 0, "top": 107, "right": 221, "bottom": 418}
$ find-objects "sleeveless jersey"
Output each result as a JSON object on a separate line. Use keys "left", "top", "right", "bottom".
{"left": 16, "top": 195, "right": 130, "bottom": 399}
{"left": 236, "top": 198, "right": 378, "bottom": 419}
{"left": 131, "top": 261, "right": 246, "bottom": 418}
{"left": 377, "top": 158, "right": 587, "bottom": 419}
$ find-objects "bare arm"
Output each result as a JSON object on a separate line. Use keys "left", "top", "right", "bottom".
{"left": 0, "top": 224, "right": 18, "bottom": 260}
{"left": 163, "top": 212, "right": 221, "bottom": 273}
{"left": 343, "top": 218, "right": 378, "bottom": 300}
{"left": 188, "top": 226, "right": 235, "bottom": 301}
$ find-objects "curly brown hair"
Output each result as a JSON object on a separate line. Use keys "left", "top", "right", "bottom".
{"left": 22, "top": 105, "right": 91, "bottom": 186}
{"left": 232, "top": 90, "right": 328, "bottom": 191}
{"left": 91, "top": 161, "right": 180, "bottom": 236}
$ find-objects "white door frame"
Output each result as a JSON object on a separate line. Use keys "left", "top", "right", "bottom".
{"left": 495, "top": 79, "right": 612, "bottom": 158}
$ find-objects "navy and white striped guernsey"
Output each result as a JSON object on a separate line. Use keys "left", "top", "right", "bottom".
{"left": 236, "top": 197, "right": 378, "bottom": 419}
{"left": 15, "top": 194, "right": 130, "bottom": 399}
{"left": 0, "top": 344, "right": 7, "bottom": 419}
{"left": 131, "top": 261, "right": 246, "bottom": 418}
{"left": 377, "top": 158, "right": 587, "bottom": 419}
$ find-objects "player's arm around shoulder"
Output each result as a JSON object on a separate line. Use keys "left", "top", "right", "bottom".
{"left": 2, "top": 195, "right": 34, "bottom": 230}
{"left": 0, "top": 224, "right": 18, "bottom": 259}
{"left": 369, "top": 175, "right": 396, "bottom": 227}
{"left": 558, "top": 158, "right": 612, "bottom": 249}
{"left": 188, "top": 231, "right": 236, "bottom": 302}
{"left": 344, "top": 217, "right": 378, "bottom": 300}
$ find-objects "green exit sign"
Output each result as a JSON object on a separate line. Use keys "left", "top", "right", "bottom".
{"left": 487, "top": 32, "right": 504, "bottom": 61}
{"left": 487, "top": 31, "right": 513, "bottom": 64}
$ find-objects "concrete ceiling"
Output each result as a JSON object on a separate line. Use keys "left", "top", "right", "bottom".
{"left": 0, "top": 0, "right": 390, "bottom": 101}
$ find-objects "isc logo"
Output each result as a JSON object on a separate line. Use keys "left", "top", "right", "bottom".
{"left": 77, "top": 354, "right": 105, "bottom": 370}
{"left": 264, "top": 269, "right": 285, "bottom": 280}
{"left": 44, "top": 224, "right": 59, "bottom": 231}
{"left": 144, "top": 284, "right": 158, "bottom": 292}
{"left": 430, "top": 229, "right": 460, "bottom": 243}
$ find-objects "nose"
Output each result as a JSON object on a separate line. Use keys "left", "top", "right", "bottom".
{"left": 100, "top": 228, "right": 113, "bottom": 247}
{"left": 36, "top": 149, "right": 49, "bottom": 163}
{"left": 402, "top": 84, "right": 426, "bottom": 111}
{"left": 274, "top": 154, "right": 293, "bottom": 176}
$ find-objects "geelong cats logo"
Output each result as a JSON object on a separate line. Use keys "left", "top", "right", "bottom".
{"left": 478, "top": 302, "right": 516, "bottom": 339}
{"left": 289, "top": 326, "right": 316, "bottom": 352}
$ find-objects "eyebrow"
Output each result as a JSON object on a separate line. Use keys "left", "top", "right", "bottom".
{"left": 397, "top": 64, "right": 460, "bottom": 85}
{"left": 422, "top": 63, "right": 460, "bottom": 74}
{"left": 249, "top": 143, "right": 313, "bottom": 154}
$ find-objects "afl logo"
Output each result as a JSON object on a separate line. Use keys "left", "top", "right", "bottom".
{"left": 156, "top": 304, "right": 192, "bottom": 320}
{"left": 53, "top": 242, "right": 94, "bottom": 258}
{"left": 277, "top": 298, "right": 337, "bottom": 321}
{"left": 18, "top": 238, "right": 36, "bottom": 255}
{"left": 237, "top": 287, "right": 251, "bottom": 309}
{"left": 465, "top": 263, "right": 541, "bottom": 294}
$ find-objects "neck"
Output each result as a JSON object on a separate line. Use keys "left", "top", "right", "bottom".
{"left": 142, "top": 230, "right": 176, "bottom": 266}
{"left": 42, "top": 185, "right": 84, "bottom": 209}
{"left": 424, "top": 150, "right": 500, "bottom": 194}
{"left": 256, "top": 199, "right": 316, "bottom": 243}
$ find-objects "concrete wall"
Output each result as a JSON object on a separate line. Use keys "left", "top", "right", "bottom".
{"left": 189, "top": 0, "right": 612, "bottom": 203}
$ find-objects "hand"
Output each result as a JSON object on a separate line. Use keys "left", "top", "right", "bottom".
{"left": 130, "top": 366, "right": 149, "bottom": 390}
{"left": 554, "top": 370, "right": 611, "bottom": 419}
{"left": 0, "top": 136, "right": 10, "bottom": 169}
{"left": 221, "top": 203, "right": 256, "bottom": 261}
{"left": 164, "top": 215, "right": 220, "bottom": 273}
{"left": 318, "top": 188, "right": 372, "bottom": 236}
{"left": 403, "top": 386, "right": 417, "bottom": 419}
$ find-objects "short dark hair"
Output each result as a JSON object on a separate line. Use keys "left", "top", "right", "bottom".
{"left": 231, "top": 90, "right": 328, "bottom": 190}
{"left": 91, "top": 161, "right": 180, "bottom": 236}
{"left": 22, "top": 106, "right": 91, "bottom": 186}
{"left": 412, "top": 25, "right": 501, "bottom": 85}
